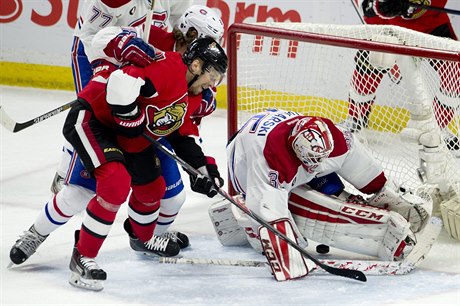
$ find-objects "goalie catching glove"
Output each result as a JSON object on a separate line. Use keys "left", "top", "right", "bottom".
{"left": 368, "top": 180, "right": 432, "bottom": 233}
{"left": 190, "top": 156, "right": 224, "bottom": 198}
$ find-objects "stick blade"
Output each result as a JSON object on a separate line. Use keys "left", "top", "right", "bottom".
{"left": 321, "top": 265, "right": 367, "bottom": 282}
{"left": 0, "top": 105, "right": 18, "bottom": 132}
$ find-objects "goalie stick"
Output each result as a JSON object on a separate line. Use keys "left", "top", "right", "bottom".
{"left": 0, "top": 100, "right": 76, "bottom": 133}
{"left": 159, "top": 217, "right": 442, "bottom": 276}
{"left": 141, "top": 133, "right": 366, "bottom": 282}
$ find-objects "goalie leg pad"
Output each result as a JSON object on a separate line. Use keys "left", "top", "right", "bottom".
{"left": 208, "top": 197, "right": 249, "bottom": 247}
{"left": 290, "top": 185, "right": 413, "bottom": 261}
{"left": 259, "top": 219, "right": 316, "bottom": 281}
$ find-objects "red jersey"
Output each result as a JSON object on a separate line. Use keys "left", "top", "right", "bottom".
{"left": 360, "top": 0, "right": 452, "bottom": 35}
{"left": 78, "top": 51, "right": 199, "bottom": 153}
{"left": 148, "top": 26, "right": 176, "bottom": 52}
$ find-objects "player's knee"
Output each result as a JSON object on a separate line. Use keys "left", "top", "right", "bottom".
{"left": 56, "top": 184, "right": 94, "bottom": 215}
{"left": 94, "top": 162, "right": 131, "bottom": 204}
{"left": 131, "top": 175, "right": 166, "bottom": 205}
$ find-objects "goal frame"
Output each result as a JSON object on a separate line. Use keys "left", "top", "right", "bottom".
{"left": 225, "top": 22, "right": 460, "bottom": 195}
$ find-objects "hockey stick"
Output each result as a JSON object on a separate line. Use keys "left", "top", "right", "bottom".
{"left": 159, "top": 216, "right": 442, "bottom": 276}
{"left": 409, "top": 3, "right": 460, "bottom": 16}
{"left": 160, "top": 257, "right": 406, "bottom": 275}
{"left": 142, "top": 132, "right": 367, "bottom": 282}
{"left": 350, "top": 0, "right": 365, "bottom": 24}
{"left": 143, "top": 0, "right": 155, "bottom": 41}
{"left": 0, "top": 100, "right": 76, "bottom": 133}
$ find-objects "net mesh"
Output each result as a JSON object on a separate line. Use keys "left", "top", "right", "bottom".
{"left": 229, "top": 22, "right": 460, "bottom": 196}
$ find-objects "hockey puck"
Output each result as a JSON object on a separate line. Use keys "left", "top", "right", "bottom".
{"left": 316, "top": 244, "right": 330, "bottom": 254}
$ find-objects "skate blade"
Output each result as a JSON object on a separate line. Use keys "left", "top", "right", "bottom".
{"left": 69, "top": 272, "right": 104, "bottom": 291}
{"left": 7, "top": 261, "right": 14, "bottom": 269}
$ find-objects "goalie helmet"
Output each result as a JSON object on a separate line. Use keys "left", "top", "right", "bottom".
{"left": 183, "top": 37, "right": 228, "bottom": 75}
{"left": 177, "top": 5, "right": 225, "bottom": 43}
{"left": 288, "top": 117, "right": 334, "bottom": 167}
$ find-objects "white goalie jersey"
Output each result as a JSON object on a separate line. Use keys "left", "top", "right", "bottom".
{"left": 227, "top": 109, "right": 386, "bottom": 226}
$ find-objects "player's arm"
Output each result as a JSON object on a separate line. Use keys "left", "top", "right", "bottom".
{"left": 166, "top": 131, "right": 224, "bottom": 198}
{"left": 76, "top": 0, "right": 130, "bottom": 61}
{"left": 91, "top": 26, "right": 156, "bottom": 67}
{"left": 105, "top": 67, "right": 147, "bottom": 136}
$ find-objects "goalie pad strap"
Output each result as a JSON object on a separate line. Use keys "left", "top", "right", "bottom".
{"left": 259, "top": 219, "right": 316, "bottom": 281}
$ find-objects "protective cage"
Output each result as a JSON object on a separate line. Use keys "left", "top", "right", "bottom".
{"left": 226, "top": 22, "right": 460, "bottom": 209}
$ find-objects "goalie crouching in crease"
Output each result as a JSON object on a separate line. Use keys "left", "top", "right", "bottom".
{"left": 209, "top": 108, "right": 433, "bottom": 281}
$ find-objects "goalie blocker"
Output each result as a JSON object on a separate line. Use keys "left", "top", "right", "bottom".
{"left": 209, "top": 184, "right": 428, "bottom": 269}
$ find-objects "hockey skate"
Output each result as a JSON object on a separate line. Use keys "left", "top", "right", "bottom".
{"left": 69, "top": 231, "right": 107, "bottom": 291}
{"left": 9, "top": 225, "right": 48, "bottom": 266}
{"left": 442, "top": 131, "right": 460, "bottom": 157}
{"left": 124, "top": 219, "right": 180, "bottom": 257}
{"left": 50, "top": 172, "right": 65, "bottom": 194}
{"left": 160, "top": 231, "right": 190, "bottom": 249}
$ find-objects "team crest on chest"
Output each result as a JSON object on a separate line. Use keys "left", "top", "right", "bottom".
{"left": 145, "top": 103, "right": 187, "bottom": 136}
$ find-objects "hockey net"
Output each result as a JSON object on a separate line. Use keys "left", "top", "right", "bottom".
{"left": 227, "top": 22, "right": 460, "bottom": 210}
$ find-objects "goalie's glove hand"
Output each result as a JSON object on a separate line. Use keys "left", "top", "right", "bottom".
{"left": 104, "top": 29, "right": 155, "bottom": 67}
{"left": 190, "top": 157, "right": 224, "bottom": 198}
{"left": 374, "top": 0, "right": 410, "bottom": 19}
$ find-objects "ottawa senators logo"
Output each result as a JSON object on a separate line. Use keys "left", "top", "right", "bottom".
{"left": 404, "top": 0, "right": 429, "bottom": 20}
{"left": 145, "top": 102, "right": 187, "bottom": 136}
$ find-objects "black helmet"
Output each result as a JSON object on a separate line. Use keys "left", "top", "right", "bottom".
{"left": 183, "top": 37, "right": 228, "bottom": 74}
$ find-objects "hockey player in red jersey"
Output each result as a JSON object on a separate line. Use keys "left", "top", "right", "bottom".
{"left": 209, "top": 109, "right": 431, "bottom": 281}
{"left": 62, "top": 37, "right": 227, "bottom": 291}
{"left": 52, "top": 0, "right": 193, "bottom": 193}
{"left": 9, "top": 6, "right": 226, "bottom": 274}
{"left": 345, "top": 0, "right": 459, "bottom": 154}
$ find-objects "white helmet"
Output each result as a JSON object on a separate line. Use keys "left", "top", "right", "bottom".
{"left": 288, "top": 117, "right": 334, "bottom": 167}
{"left": 177, "top": 5, "right": 224, "bottom": 43}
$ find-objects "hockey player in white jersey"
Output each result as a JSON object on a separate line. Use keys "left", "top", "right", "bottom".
{"left": 210, "top": 109, "right": 432, "bottom": 281}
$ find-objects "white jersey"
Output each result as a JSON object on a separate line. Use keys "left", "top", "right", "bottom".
{"left": 74, "top": 0, "right": 192, "bottom": 62}
{"left": 227, "top": 109, "right": 383, "bottom": 223}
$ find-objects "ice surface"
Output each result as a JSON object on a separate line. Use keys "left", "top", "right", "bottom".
{"left": 1, "top": 86, "right": 459, "bottom": 305}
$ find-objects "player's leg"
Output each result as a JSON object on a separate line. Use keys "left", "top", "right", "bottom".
{"left": 123, "top": 145, "right": 180, "bottom": 257}
{"left": 50, "top": 37, "right": 93, "bottom": 194}
{"left": 290, "top": 185, "right": 415, "bottom": 261}
{"left": 153, "top": 138, "right": 189, "bottom": 248}
{"left": 344, "top": 49, "right": 387, "bottom": 131}
{"left": 9, "top": 153, "right": 96, "bottom": 265}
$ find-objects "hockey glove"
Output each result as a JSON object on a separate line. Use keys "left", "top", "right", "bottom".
{"left": 104, "top": 29, "right": 155, "bottom": 67}
{"left": 190, "top": 157, "right": 224, "bottom": 198}
{"left": 106, "top": 69, "right": 146, "bottom": 136}
{"left": 373, "top": 0, "right": 410, "bottom": 18}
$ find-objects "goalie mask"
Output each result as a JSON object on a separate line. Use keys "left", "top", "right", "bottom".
{"left": 288, "top": 117, "right": 334, "bottom": 167}
{"left": 177, "top": 5, "right": 225, "bottom": 43}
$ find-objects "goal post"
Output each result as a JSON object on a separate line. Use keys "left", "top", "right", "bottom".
{"left": 226, "top": 22, "right": 460, "bottom": 212}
